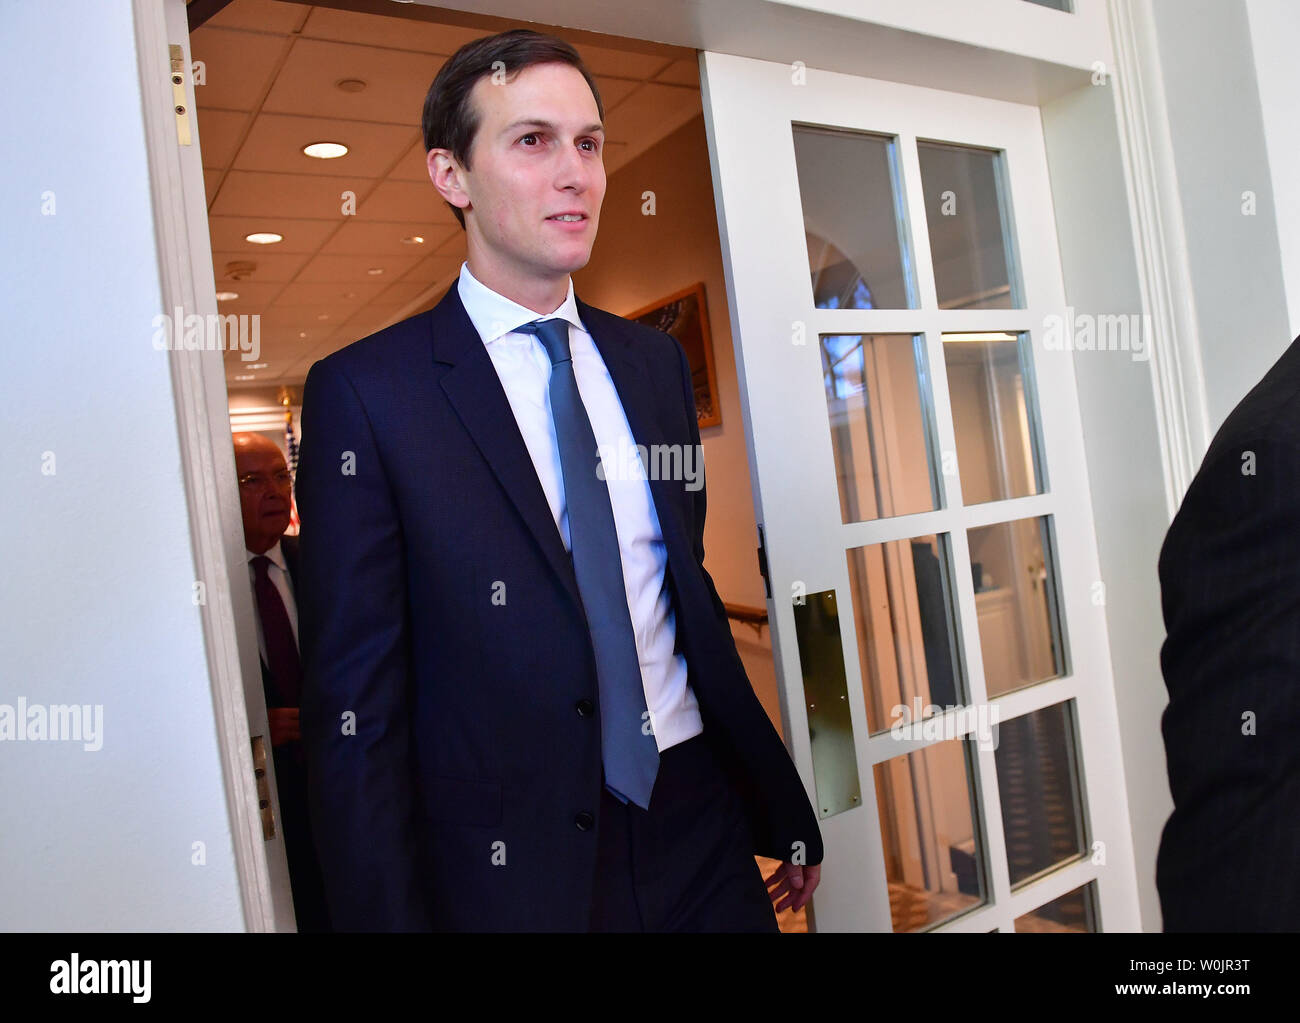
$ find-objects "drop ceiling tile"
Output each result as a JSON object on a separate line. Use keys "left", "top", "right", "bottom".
{"left": 245, "top": 320, "right": 346, "bottom": 361}
{"left": 300, "top": 7, "right": 486, "bottom": 55}
{"left": 211, "top": 169, "right": 372, "bottom": 220}
{"left": 251, "top": 306, "right": 353, "bottom": 333}
{"left": 336, "top": 304, "right": 407, "bottom": 338}
{"left": 196, "top": 108, "right": 251, "bottom": 169}
{"left": 212, "top": 249, "right": 311, "bottom": 284}
{"left": 355, "top": 179, "right": 453, "bottom": 223}
{"left": 272, "top": 281, "right": 390, "bottom": 307}
{"left": 258, "top": 332, "right": 338, "bottom": 362}
{"left": 207, "top": 215, "right": 339, "bottom": 253}
{"left": 206, "top": 0, "right": 308, "bottom": 34}
{"left": 572, "top": 43, "right": 678, "bottom": 81}
{"left": 653, "top": 57, "right": 700, "bottom": 87}
{"left": 204, "top": 168, "right": 222, "bottom": 206}
{"left": 590, "top": 76, "right": 639, "bottom": 119}
{"left": 228, "top": 328, "right": 312, "bottom": 361}
{"left": 600, "top": 140, "right": 631, "bottom": 173}
{"left": 189, "top": 27, "right": 287, "bottom": 112}
{"left": 233, "top": 114, "right": 417, "bottom": 178}
{"left": 432, "top": 228, "right": 469, "bottom": 257}
{"left": 372, "top": 278, "right": 440, "bottom": 307}
{"left": 213, "top": 282, "right": 289, "bottom": 314}
{"left": 213, "top": 279, "right": 287, "bottom": 311}
{"left": 318, "top": 219, "right": 457, "bottom": 256}
{"left": 397, "top": 252, "right": 464, "bottom": 286}
{"left": 294, "top": 252, "right": 423, "bottom": 284}
{"left": 263, "top": 38, "right": 440, "bottom": 125}
{"left": 604, "top": 83, "right": 702, "bottom": 149}
{"left": 391, "top": 141, "right": 430, "bottom": 182}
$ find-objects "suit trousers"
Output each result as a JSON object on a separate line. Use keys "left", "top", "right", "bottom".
{"left": 587, "top": 731, "right": 780, "bottom": 932}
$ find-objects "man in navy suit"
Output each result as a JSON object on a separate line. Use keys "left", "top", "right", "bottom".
{"left": 295, "top": 28, "right": 823, "bottom": 932}
{"left": 1156, "top": 335, "right": 1300, "bottom": 931}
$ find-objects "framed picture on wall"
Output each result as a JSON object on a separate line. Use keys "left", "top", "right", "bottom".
{"left": 626, "top": 282, "right": 721, "bottom": 428}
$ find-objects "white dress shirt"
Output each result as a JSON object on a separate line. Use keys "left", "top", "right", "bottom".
{"left": 246, "top": 540, "right": 298, "bottom": 667}
{"left": 457, "top": 261, "right": 703, "bottom": 752}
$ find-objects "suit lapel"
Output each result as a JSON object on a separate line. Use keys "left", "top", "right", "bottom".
{"left": 430, "top": 286, "right": 583, "bottom": 613}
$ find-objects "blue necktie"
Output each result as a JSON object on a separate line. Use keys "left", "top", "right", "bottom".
{"left": 516, "top": 317, "right": 659, "bottom": 810}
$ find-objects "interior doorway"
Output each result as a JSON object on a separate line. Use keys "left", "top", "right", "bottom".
{"left": 184, "top": 0, "right": 792, "bottom": 930}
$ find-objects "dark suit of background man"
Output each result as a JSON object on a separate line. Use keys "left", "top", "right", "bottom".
{"left": 295, "top": 28, "right": 824, "bottom": 932}
{"left": 1156, "top": 333, "right": 1300, "bottom": 931}
{"left": 232, "top": 432, "right": 330, "bottom": 933}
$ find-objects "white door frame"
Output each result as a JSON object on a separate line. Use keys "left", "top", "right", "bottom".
{"left": 132, "top": 0, "right": 1200, "bottom": 930}
{"left": 134, "top": 0, "right": 294, "bottom": 931}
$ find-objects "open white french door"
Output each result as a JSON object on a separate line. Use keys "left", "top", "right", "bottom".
{"left": 699, "top": 50, "right": 1141, "bottom": 932}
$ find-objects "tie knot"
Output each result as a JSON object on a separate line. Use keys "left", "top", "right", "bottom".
{"left": 251, "top": 555, "right": 271, "bottom": 579}
{"left": 517, "top": 318, "right": 572, "bottom": 366}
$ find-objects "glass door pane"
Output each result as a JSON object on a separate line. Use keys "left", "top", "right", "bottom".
{"left": 917, "top": 140, "right": 1021, "bottom": 309}
{"left": 793, "top": 126, "right": 916, "bottom": 309}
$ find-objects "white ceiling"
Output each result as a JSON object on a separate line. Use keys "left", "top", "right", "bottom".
{"left": 192, "top": 0, "right": 702, "bottom": 390}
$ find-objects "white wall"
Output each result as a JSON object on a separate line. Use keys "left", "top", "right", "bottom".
{"left": 1151, "top": 0, "right": 1292, "bottom": 430}
{"left": 1041, "top": 81, "right": 1173, "bottom": 933}
{"left": 0, "top": 0, "right": 244, "bottom": 930}
{"left": 1245, "top": 0, "right": 1300, "bottom": 342}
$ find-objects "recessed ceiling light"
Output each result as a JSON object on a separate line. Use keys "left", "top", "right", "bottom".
{"left": 248, "top": 362, "right": 268, "bottom": 369}
{"left": 303, "top": 141, "right": 348, "bottom": 159}
{"left": 367, "top": 267, "right": 385, "bottom": 275}
{"left": 233, "top": 374, "right": 256, "bottom": 381}
{"left": 298, "top": 332, "right": 307, "bottom": 338}
{"left": 317, "top": 314, "right": 330, "bottom": 320}
{"left": 336, "top": 78, "right": 367, "bottom": 93}
{"left": 401, "top": 235, "right": 425, "bottom": 245}
{"left": 215, "top": 290, "right": 239, "bottom": 301}
{"left": 245, "top": 232, "right": 283, "bottom": 245}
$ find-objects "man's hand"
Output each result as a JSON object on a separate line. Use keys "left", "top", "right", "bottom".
{"left": 268, "top": 707, "right": 301, "bottom": 747}
{"left": 763, "top": 861, "right": 821, "bottom": 914}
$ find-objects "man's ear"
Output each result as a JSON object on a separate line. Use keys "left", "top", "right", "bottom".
{"left": 428, "top": 149, "right": 470, "bottom": 216}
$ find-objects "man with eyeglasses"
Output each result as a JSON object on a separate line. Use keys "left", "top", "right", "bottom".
{"left": 233, "top": 431, "right": 330, "bottom": 932}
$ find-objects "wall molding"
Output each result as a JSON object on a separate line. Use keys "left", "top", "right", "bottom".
{"left": 1107, "top": 0, "right": 1212, "bottom": 516}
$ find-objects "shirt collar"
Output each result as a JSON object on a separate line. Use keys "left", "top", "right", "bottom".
{"left": 248, "top": 539, "right": 287, "bottom": 573}
{"left": 456, "top": 261, "right": 585, "bottom": 345}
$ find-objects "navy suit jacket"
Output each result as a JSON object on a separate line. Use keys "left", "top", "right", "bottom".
{"left": 1156, "top": 334, "right": 1300, "bottom": 931}
{"left": 295, "top": 282, "right": 824, "bottom": 932}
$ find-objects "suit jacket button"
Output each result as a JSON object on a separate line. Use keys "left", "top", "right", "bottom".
{"left": 574, "top": 811, "right": 594, "bottom": 831}
{"left": 575, "top": 699, "right": 594, "bottom": 717}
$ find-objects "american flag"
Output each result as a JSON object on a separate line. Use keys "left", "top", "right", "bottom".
{"left": 285, "top": 407, "right": 301, "bottom": 534}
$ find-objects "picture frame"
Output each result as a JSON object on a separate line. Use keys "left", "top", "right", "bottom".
{"left": 626, "top": 282, "right": 721, "bottom": 428}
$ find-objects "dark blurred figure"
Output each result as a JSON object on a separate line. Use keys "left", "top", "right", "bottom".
{"left": 233, "top": 431, "right": 331, "bottom": 933}
{"left": 1156, "top": 335, "right": 1300, "bottom": 931}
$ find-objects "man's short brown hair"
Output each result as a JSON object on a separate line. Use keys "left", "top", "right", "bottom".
{"left": 421, "top": 28, "right": 605, "bottom": 230}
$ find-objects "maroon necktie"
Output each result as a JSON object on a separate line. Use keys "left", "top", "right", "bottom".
{"left": 252, "top": 555, "right": 301, "bottom": 707}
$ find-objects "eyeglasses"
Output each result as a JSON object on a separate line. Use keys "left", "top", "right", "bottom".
{"left": 238, "top": 470, "right": 293, "bottom": 492}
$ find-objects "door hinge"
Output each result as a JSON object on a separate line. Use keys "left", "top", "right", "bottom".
{"left": 251, "top": 734, "right": 275, "bottom": 840}
{"left": 756, "top": 523, "right": 771, "bottom": 600}
{"left": 169, "top": 44, "right": 193, "bottom": 147}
